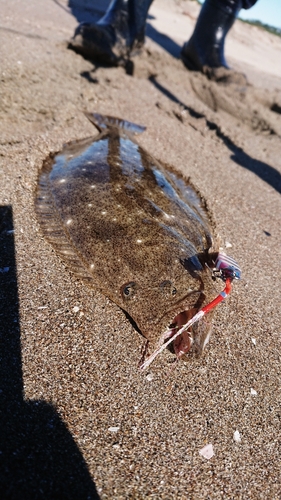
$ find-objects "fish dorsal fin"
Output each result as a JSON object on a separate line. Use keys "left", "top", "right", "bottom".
{"left": 84, "top": 112, "right": 146, "bottom": 135}
{"left": 36, "top": 155, "right": 95, "bottom": 286}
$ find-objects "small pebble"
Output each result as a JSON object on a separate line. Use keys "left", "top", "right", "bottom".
{"left": 199, "top": 443, "right": 214, "bottom": 460}
{"left": 146, "top": 373, "right": 154, "bottom": 381}
{"left": 72, "top": 306, "right": 79, "bottom": 313}
{"left": 108, "top": 426, "right": 120, "bottom": 432}
{"left": 251, "top": 338, "right": 256, "bottom": 345}
{"left": 225, "top": 241, "right": 232, "bottom": 248}
{"left": 250, "top": 388, "right": 257, "bottom": 396}
{"left": 233, "top": 430, "right": 241, "bottom": 443}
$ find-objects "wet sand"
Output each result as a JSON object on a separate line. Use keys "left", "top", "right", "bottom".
{"left": 0, "top": 0, "right": 281, "bottom": 498}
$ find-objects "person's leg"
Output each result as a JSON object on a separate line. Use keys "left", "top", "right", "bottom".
{"left": 69, "top": 0, "right": 154, "bottom": 65}
{"left": 181, "top": 0, "right": 243, "bottom": 72}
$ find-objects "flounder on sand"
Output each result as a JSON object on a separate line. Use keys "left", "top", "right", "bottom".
{"left": 36, "top": 113, "right": 240, "bottom": 367}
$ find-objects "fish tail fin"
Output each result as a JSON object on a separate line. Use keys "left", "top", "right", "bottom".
{"left": 84, "top": 112, "right": 146, "bottom": 135}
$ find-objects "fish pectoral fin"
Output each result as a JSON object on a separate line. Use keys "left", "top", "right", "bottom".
{"left": 84, "top": 112, "right": 146, "bottom": 135}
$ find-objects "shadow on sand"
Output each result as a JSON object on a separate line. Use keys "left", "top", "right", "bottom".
{"left": 149, "top": 78, "right": 281, "bottom": 195}
{"left": 0, "top": 206, "right": 100, "bottom": 499}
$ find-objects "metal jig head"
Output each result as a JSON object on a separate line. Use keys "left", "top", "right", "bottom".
{"left": 212, "top": 253, "right": 241, "bottom": 282}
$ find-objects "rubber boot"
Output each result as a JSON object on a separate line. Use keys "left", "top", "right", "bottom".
{"left": 181, "top": 0, "right": 242, "bottom": 75}
{"left": 69, "top": 0, "right": 153, "bottom": 65}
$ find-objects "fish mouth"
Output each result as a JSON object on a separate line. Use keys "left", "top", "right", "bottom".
{"left": 167, "top": 307, "right": 199, "bottom": 359}
{"left": 162, "top": 291, "right": 204, "bottom": 351}
{"left": 140, "top": 304, "right": 211, "bottom": 371}
{"left": 153, "top": 292, "right": 211, "bottom": 362}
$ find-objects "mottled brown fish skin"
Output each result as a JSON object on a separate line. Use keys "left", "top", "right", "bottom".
{"left": 36, "top": 113, "right": 218, "bottom": 350}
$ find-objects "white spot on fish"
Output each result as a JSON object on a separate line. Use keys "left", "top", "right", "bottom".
{"left": 88, "top": 203, "right": 93, "bottom": 207}
{"left": 136, "top": 239, "right": 142, "bottom": 243}
{"left": 66, "top": 219, "right": 72, "bottom": 225}
{"left": 59, "top": 178, "right": 66, "bottom": 184}
{"left": 90, "top": 264, "right": 94, "bottom": 270}
{"left": 101, "top": 211, "right": 107, "bottom": 215}
{"left": 90, "top": 185, "right": 96, "bottom": 189}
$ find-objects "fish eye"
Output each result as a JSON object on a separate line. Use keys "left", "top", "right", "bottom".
{"left": 160, "top": 280, "right": 177, "bottom": 297}
{"left": 121, "top": 282, "right": 138, "bottom": 299}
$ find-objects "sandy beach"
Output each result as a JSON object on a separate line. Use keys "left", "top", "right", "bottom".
{"left": 0, "top": 0, "right": 281, "bottom": 498}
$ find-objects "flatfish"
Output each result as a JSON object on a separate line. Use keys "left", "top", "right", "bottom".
{"left": 36, "top": 113, "right": 220, "bottom": 359}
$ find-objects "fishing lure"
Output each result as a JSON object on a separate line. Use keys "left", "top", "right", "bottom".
{"left": 140, "top": 252, "right": 241, "bottom": 370}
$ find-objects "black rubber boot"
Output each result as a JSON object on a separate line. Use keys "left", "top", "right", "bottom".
{"left": 69, "top": 0, "right": 153, "bottom": 65}
{"left": 181, "top": 0, "right": 242, "bottom": 74}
